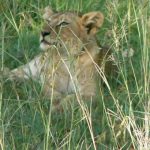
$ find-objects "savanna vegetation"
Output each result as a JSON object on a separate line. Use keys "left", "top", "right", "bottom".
{"left": 0, "top": 0, "right": 149, "bottom": 149}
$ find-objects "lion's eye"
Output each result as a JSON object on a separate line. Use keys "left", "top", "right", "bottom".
{"left": 57, "top": 21, "right": 70, "bottom": 27}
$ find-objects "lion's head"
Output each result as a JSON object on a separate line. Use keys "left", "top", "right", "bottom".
{"left": 40, "top": 6, "right": 104, "bottom": 56}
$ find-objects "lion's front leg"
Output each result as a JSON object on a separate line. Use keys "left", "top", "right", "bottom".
{"left": 8, "top": 56, "right": 42, "bottom": 81}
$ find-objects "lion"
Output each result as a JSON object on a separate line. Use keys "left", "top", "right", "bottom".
{"left": 5, "top": 7, "right": 112, "bottom": 110}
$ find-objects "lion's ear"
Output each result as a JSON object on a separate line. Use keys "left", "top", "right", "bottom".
{"left": 43, "top": 6, "right": 54, "bottom": 20}
{"left": 81, "top": 12, "right": 104, "bottom": 35}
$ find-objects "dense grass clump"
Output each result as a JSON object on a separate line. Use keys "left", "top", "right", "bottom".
{"left": 0, "top": 0, "right": 149, "bottom": 149}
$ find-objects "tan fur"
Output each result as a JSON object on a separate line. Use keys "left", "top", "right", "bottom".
{"left": 7, "top": 7, "right": 106, "bottom": 110}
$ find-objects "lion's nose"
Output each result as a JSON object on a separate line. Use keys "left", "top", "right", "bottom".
{"left": 41, "top": 31, "right": 51, "bottom": 37}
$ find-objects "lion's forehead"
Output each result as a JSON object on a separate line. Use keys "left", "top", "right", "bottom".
{"left": 46, "top": 12, "right": 80, "bottom": 25}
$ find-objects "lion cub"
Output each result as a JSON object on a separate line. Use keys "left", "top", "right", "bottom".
{"left": 7, "top": 7, "right": 105, "bottom": 109}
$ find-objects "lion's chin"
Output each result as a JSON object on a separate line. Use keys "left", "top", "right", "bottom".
{"left": 40, "top": 42, "right": 50, "bottom": 50}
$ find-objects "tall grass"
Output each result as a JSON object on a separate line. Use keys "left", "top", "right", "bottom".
{"left": 0, "top": 0, "right": 150, "bottom": 149}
